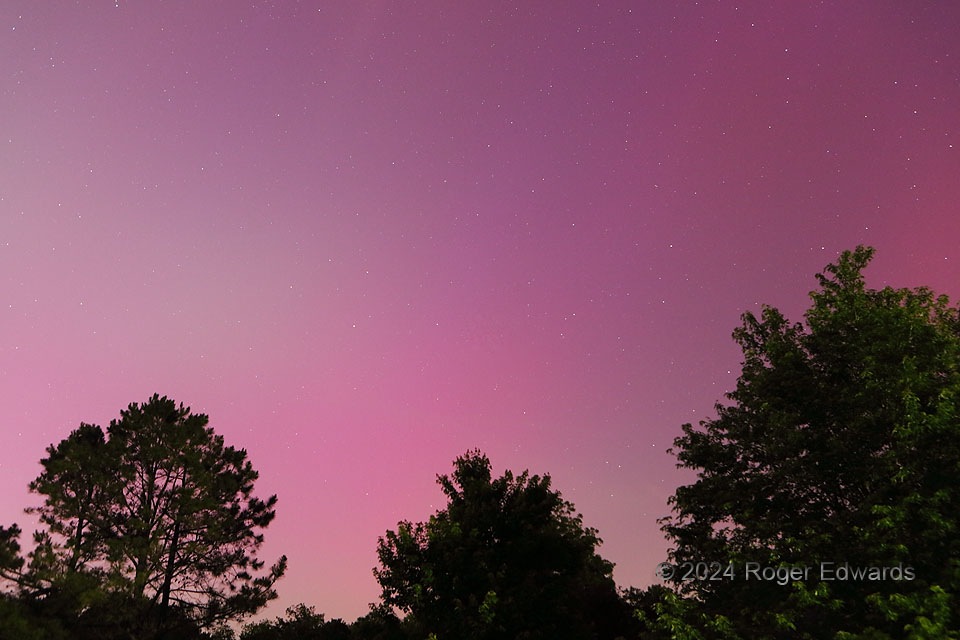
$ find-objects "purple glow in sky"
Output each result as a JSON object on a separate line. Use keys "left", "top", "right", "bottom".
{"left": 2, "top": 0, "right": 959, "bottom": 623}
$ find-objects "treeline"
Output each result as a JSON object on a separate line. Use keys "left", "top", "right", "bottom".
{"left": 2, "top": 246, "right": 959, "bottom": 639}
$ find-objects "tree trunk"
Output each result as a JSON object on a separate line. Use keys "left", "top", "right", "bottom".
{"left": 159, "top": 517, "right": 181, "bottom": 620}
{"left": 69, "top": 516, "right": 84, "bottom": 572}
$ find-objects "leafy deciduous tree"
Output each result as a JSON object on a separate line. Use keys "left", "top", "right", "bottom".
{"left": 348, "top": 603, "right": 410, "bottom": 640}
{"left": 240, "top": 603, "right": 326, "bottom": 640}
{"left": 661, "top": 247, "right": 960, "bottom": 638}
{"left": 375, "top": 450, "right": 635, "bottom": 640}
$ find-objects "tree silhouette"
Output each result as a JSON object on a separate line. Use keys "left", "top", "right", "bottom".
{"left": 22, "top": 394, "right": 286, "bottom": 636}
{"left": 660, "top": 246, "right": 960, "bottom": 637}
{"left": 239, "top": 604, "right": 358, "bottom": 640}
{"left": 375, "top": 450, "right": 634, "bottom": 640}
{"left": 240, "top": 603, "right": 325, "bottom": 640}
{"left": 348, "top": 604, "right": 409, "bottom": 640}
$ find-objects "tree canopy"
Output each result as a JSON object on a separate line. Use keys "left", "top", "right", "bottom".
{"left": 659, "top": 246, "right": 960, "bottom": 638}
{"left": 7, "top": 394, "right": 286, "bottom": 638}
{"left": 374, "top": 450, "right": 636, "bottom": 640}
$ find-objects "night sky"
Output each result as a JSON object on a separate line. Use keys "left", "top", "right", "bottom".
{"left": 2, "top": 0, "right": 958, "bottom": 623}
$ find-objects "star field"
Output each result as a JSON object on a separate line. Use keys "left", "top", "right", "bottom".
{"left": 1, "top": 0, "right": 958, "bottom": 622}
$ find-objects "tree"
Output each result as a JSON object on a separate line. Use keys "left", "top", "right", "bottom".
{"left": 238, "top": 604, "right": 357, "bottom": 640}
{"left": 660, "top": 246, "right": 960, "bottom": 638}
{"left": 24, "top": 394, "right": 286, "bottom": 636}
{"left": 0, "top": 526, "right": 72, "bottom": 640}
{"left": 0, "top": 525, "right": 24, "bottom": 585}
{"left": 240, "top": 603, "right": 326, "bottom": 640}
{"left": 374, "top": 450, "right": 635, "bottom": 640}
{"left": 348, "top": 603, "right": 410, "bottom": 640}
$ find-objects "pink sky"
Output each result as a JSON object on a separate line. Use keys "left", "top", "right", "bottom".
{"left": 2, "top": 0, "right": 958, "bottom": 623}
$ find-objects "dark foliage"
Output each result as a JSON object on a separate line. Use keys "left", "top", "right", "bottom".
{"left": 348, "top": 604, "right": 410, "bottom": 640}
{"left": 375, "top": 450, "right": 637, "bottom": 640}
{"left": 1, "top": 395, "right": 285, "bottom": 639}
{"left": 658, "top": 247, "right": 960, "bottom": 638}
{"left": 240, "top": 604, "right": 368, "bottom": 640}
